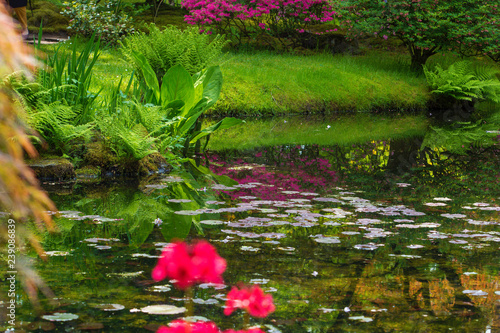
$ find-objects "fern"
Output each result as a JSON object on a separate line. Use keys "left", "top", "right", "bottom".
{"left": 26, "top": 103, "right": 93, "bottom": 153}
{"left": 121, "top": 25, "right": 227, "bottom": 84}
{"left": 424, "top": 61, "right": 500, "bottom": 103}
{"left": 97, "top": 102, "right": 159, "bottom": 160}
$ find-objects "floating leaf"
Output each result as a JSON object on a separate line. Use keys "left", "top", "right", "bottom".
{"left": 407, "top": 245, "right": 425, "bottom": 249}
{"left": 44, "top": 251, "right": 71, "bottom": 256}
{"left": 433, "top": 197, "right": 452, "bottom": 201}
{"left": 94, "top": 304, "right": 125, "bottom": 311}
{"left": 463, "top": 290, "right": 488, "bottom": 296}
{"left": 200, "top": 220, "right": 225, "bottom": 225}
{"left": 349, "top": 316, "right": 373, "bottom": 322}
{"left": 441, "top": 213, "right": 467, "bottom": 219}
{"left": 140, "top": 305, "right": 186, "bottom": 315}
{"left": 147, "top": 285, "right": 172, "bottom": 293}
{"left": 42, "top": 313, "right": 79, "bottom": 322}
{"left": 241, "top": 246, "right": 260, "bottom": 252}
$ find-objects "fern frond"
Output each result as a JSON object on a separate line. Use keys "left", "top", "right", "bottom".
{"left": 424, "top": 60, "right": 500, "bottom": 103}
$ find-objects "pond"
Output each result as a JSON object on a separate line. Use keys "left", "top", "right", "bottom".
{"left": 7, "top": 115, "right": 500, "bottom": 332}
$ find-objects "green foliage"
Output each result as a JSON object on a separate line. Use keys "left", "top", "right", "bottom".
{"left": 120, "top": 24, "right": 227, "bottom": 84}
{"left": 423, "top": 61, "right": 500, "bottom": 103}
{"left": 27, "top": 1, "right": 69, "bottom": 34}
{"left": 60, "top": 0, "right": 144, "bottom": 43}
{"left": 36, "top": 36, "right": 102, "bottom": 125}
{"left": 340, "top": 0, "right": 500, "bottom": 71}
{"left": 129, "top": 57, "right": 243, "bottom": 157}
{"left": 25, "top": 103, "right": 94, "bottom": 154}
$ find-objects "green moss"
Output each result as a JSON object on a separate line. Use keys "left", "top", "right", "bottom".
{"left": 75, "top": 165, "right": 101, "bottom": 180}
{"left": 27, "top": 1, "right": 69, "bottom": 33}
{"left": 27, "top": 158, "right": 75, "bottom": 181}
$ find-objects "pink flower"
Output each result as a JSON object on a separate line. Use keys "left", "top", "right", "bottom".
{"left": 223, "top": 329, "right": 266, "bottom": 333}
{"left": 157, "top": 320, "right": 220, "bottom": 333}
{"left": 192, "top": 240, "right": 227, "bottom": 284}
{"left": 152, "top": 241, "right": 226, "bottom": 290}
{"left": 224, "top": 285, "right": 275, "bottom": 318}
{"left": 383, "top": 35, "right": 388, "bottom": 40}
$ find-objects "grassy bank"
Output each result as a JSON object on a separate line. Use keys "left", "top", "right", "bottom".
{"left": 215, "top": 51, "right": 431, "bottom": 116}
{"left": 206, "top": 114, "right": 429, "bottom": 150}
{"left": 81, "top": 46, "right": 432, "bottom": 117}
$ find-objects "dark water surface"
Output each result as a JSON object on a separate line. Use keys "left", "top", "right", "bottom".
{"left": 8, "top": 135, "right": 500, "bottom": 332}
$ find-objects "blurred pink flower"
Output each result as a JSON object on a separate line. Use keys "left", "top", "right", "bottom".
{"left": 224, "top": 285, "right": 275, "bottom": 318}
{"left": 152, "top": 240, "right": 226, "bottom": 289}
{"left": 157, "top": 320, "right": 220, "bottom": 333}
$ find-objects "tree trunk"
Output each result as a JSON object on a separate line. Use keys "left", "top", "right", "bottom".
{"left": 408, "top": 44, "right": 438, "bottom": 73}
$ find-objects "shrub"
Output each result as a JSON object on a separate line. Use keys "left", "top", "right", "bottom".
{"left": 60, "top": 0, "right": 143, "bottom": 43}
{"left": 181, "top": 0, "right": 336, "bottom": 49}
{"left": 121, "top": 24, "right": 227, "bottom": 84}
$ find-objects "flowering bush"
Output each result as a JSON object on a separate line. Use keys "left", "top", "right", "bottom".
{"left": 339, "top": 0, "right": 500, "bottom": 71}
{"left": 181, "top": 0, "right": 337, "bottom": 48}
{"left": 61, "top": 0, "right": 141, "bottom": 43}
{"left": 153, "top": 240, "right": 274, "bottom": 333}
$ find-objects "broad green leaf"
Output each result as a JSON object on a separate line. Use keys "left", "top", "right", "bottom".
{"left": 161, "top": 65, "right": 195, "bottom": 110}
{"left": 129, "top": 51, "right": 160, "bottom": 102}
{"left": 201, "top": 66, "right": 223, "bottom": 110}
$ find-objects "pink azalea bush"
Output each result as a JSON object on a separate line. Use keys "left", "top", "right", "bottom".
{"left": 181, "top": 0, "right": 337, "bottom": 47}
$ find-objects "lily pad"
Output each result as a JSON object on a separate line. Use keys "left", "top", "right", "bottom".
{"left": 94, "top": 303, "right": 125, "bottom": 311}
{"left": 200, "top": 220, "right": 225, "bottom": 225}
{"left": 147, "top": 285, "right": 172, "bottom": 293}
{"left": 42, "top": 313, "right": 79, "bottom": 322}
{"left": 140, "top": 305, "right": 186, "bottom": 315}
{"left": 349, "top": 315, "right": 373, "bottom": 322}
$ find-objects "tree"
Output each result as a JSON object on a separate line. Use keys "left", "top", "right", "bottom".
{"left": 340, "top": 0, "right": 500, "bottom": 72}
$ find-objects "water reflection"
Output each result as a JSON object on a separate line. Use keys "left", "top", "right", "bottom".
{"left": 10, "top": 138, "right": 499, "bottom": 332}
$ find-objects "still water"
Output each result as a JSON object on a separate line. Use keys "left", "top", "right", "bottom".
{"left": 8, "top": 125, "right": 500, "bottom": 332}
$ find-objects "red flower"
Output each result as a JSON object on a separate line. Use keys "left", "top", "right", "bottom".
{"left": 157, "top": 320, "right": 220, "bottom": 333}
{"left": 247, "top": 286, "right": 275, "bottom": 318}
{"left": 192, "top": 240, "right": 227, "bottom": 284}
{"left": 152, "top": 240, "right": 226, "bottom": 290}
{"left": 152, "top": 242, "right": 198, "bottom": 289}
{"left": 224, "top": 286, "right": 275, "bottom": 318}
